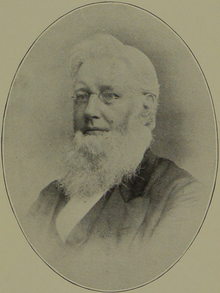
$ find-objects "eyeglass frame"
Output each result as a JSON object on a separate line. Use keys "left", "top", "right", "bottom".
{"left": 72, "top": 89, "right": 156, "bottom": 106}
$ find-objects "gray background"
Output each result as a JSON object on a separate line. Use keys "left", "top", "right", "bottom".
{"left": 3, "top": 3, "right": 217, "bottom": 221}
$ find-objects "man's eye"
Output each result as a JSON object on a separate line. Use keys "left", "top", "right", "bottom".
{"left": 101, "top": 92, "right": 120, "bottom": 104}
{"left": 75, "top": 92, "right": 89, "bottom": 102}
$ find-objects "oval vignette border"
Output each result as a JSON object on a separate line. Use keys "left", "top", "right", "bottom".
{"left": 1, "top": 1, "right": 219, "bottom": 292}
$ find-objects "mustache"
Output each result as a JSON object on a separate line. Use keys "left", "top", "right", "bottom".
{"left": 82, "top": 127, "right": 110, "bottom": 135}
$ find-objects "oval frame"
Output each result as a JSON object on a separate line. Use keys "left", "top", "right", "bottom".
{"left": 1, "top": 1, "right": 218, "bottom": 292}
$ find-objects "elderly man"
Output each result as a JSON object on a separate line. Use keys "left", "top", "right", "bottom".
{"left": 26, "top": 34, "right": 203, "bottom": 290}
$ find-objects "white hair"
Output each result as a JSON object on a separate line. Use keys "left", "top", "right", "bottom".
{"left": 69, "top": 34, "right": 160, "bottom": 130}
{"left": 60, "top": 117, "right": 153, "bottom": 200}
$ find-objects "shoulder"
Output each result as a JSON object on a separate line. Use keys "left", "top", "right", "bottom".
{"left": 155, "top": 157, "right": 199, "bottom": 202}
{"left": 142, "top": 152, "right": 201, "bottom": 219}
{"left": 141, "top": 150, "right": 197, "bottom": 198}
{"left": 147, "top": 154, "right": 207, "bottom": 230}
{"left": 141, "top": 154, "right": 206, "bottom": 253}
{"left": 153, "top": 156, "right": 195, "bottom": 187}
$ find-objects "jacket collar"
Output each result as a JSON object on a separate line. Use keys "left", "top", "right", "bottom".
{"left": 119, "top": 148, "right": 159, "bottom": 203}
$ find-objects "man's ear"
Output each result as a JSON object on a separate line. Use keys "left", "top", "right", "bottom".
{"left": 143, "top": 93, "right": 157, "bottom": 110}
{"left": 141, "top": 93, "right": 158, "bottom": 129}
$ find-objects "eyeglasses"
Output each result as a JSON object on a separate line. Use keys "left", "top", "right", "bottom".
{"left": 72, "top": 90, "right": 121, "bottom": 105}
{"left": 72, "top": 90, "right": 156, "bottom": 106}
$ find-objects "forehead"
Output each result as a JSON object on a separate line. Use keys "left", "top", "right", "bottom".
{"left": 75, "top": 57, "right": 140, "bottom": 91}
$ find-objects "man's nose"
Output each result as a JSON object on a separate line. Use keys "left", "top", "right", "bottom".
{"left": 84, "top": 94, "right": 102, "bottom": 119}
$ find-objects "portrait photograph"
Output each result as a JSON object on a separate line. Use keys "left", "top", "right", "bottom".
{"left": 0, "top": 1, "right": 219, "bottom": 292}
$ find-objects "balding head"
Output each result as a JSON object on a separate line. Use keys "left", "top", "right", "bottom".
{"left": 70, "top": 34, "right": 159, "bottom": 98}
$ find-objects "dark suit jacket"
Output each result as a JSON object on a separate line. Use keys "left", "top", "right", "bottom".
{"left": 25, "top": 149, "right": 205, "bottom": 290}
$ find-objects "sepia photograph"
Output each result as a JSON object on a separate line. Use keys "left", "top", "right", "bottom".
{"left": 1, "top": 1, "right": 219, "bottom": 292}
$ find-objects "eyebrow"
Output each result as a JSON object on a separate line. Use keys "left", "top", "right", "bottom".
{"left": 75, "top": 84, "right": 116, "bottom": 93}
{"left": 74, "top": 81, "right": 89, "bottom": 90}
{"left": 99, "top": 85, "right": 115, "bottom": 92}
{"left": 74, "top": 87, "right": 89, "bottom": 92}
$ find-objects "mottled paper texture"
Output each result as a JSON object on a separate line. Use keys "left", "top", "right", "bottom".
{"left": 0, "top": 1, "right": 219, "bottom": 293}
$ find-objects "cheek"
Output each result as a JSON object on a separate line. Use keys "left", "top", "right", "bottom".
{"left": 110, "top": 100, "right": 137, "bottom": 130}
{"left": 73, "top": 105, "right": 86, "bottom": 131}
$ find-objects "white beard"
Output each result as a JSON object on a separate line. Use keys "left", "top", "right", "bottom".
{"left": 60, "top": 122, "right": 152, "bottom": 200}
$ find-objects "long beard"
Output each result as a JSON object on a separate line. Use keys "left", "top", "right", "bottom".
{"left": 60, "top": 123, "right": 152, "bottom": 200}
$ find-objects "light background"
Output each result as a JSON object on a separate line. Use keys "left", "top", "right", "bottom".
{"left": 0, "top": 1, "right": 219, "bottom": 292}
{"left": 2, "top": 1, "right": 217, "bottom": 221}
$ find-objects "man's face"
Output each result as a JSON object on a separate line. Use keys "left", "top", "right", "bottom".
{"left": 63, "top": 57, "right": 154, "bottom": 197}
{"left": 73, "top": 57, "right": 145, "bottom": 136}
